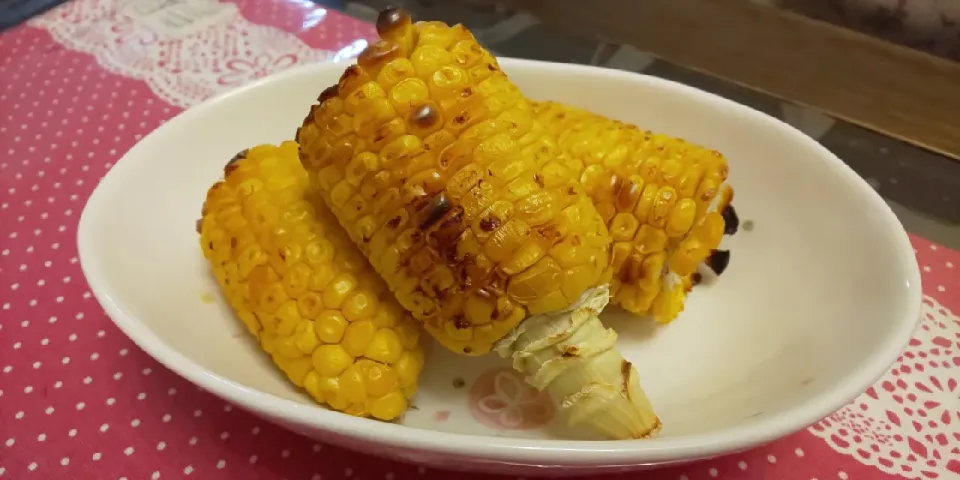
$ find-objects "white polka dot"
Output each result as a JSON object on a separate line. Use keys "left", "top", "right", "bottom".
{"left": 923, "top": 265, "right": 931, "bottom": 272}
{"left": 151, "top": 472, "right": 160, "bottom": 480}
{"left": 281, "top": 449, "right": 290, "bottom": 458}
{"left": 224, "top": 404, "right": 233, "bottom": 412}
{"left": 795, "top": 447, "right": 805, "bottom": 457}
{"left": 62, "top": 356, "right": 70, "bottom": 365}
{"left": 68, "top": 429, "right": 77, "bottom": 437}
{"left": 91, "top": 352, "right": 100, "bottom": 360}
{"left": 311, "top": 475, "right": 322, "bottom": 480}
{"left": 157, "top": 441, "right": 166, "bottom": 451}
{"left": 92, "top": 452, "right": 101, "bottom": 461}
{"left": 313, "top": 443, "right": 322, "bottom": 452}
{"left": 249, "top": 455, "right": 258, "bottom": 464}
{"left": 45, "top": 407, "right": 54, "bottom": 414}
{"left": 5, "top": 438, "right": 14, "bottom": 447}
{"left": 28, "top": 463, "right": 37, "bottom": 471}
{"left": 947, "top": 261, "right": 954, "bottom": 268}
{"left": 938, "top": 285, "right": 946, "bottom": 292}
{"left": 76, "top": 402, "right": 85, "bottom": 411}
{"left": 220, "top": 432, "right": 230, "bottom": 440}
{"left": 15, "top": 411, "right": 24, "bottom": 419}
{"left": 162, "top": 414, "right": 171, "bottom": 422}
{"left": 137, "top": 392, "right": 146, "bottom": 400}
{"left": 767, "top": 454, "right": 777, "bottom": 463}
{"left": 345, "top": 468, "right": 353, "bottom": 476}
{"left": 252, "top": 426, "right": 260, "bottom": 435}
{"left": 38, "top": 433, "right": 46, "bottom": 441}
{"left": 930, "top": 244, "right": 938, "bottom": 250}
{"left": 24, "top": 385, "right": 32, "bottom": 393}
{"left": 189, "top": 437, "right": 198, "bottom": 446}
{"left": 113, "top": 372, "right": 122, "bottom": 380}
{"left": 54, "top": 381, "right": 62, "bottom": 388}
{"left": 131, "top": 419, "right": 140, "bottom": 427}
{"left": 2, "top": 366, "right": 11, "bottom": 373}
{"left": 100, "top": 424, "right": 109, "bottom": 432}
{"left": 216, "top": 460, "right": 226, "bottom": 469}
{"left": 69, "top": 333, "right": 77, "bottom": 341}
{"left": 709, "top": 468, "right": 718, "bottom": 477}
{"left": 13, "top": 342, "right": 21, "bottom": 349}
{"left": 194, "top": 410, "right": 202, "bottom": 417}
{"left": 738, "top": 461, "right": 747, "bottom": 470}
{"left": 184, "top": 466, "right": 193, "bottom": 475}
{"left": 61, "top": 457, "right": 69, "bottom": 466}
{"left": 168, "top": 388, "right": 177, "bottom": 396}
{"left": 124, "top": 447, "right": 134, "bottom": 455}
{"left": 40, "top": 338, "right": 49, "bottom": 345}
{"left": 386, "top": 473, "right": 395, "bottom": 480}
{"left": 143, "top": 368, "right": 152, "bottom": 375}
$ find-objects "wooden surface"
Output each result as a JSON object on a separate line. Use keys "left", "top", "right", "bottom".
{"left": 503, "top": 0, "right": 960, "bottom": 161}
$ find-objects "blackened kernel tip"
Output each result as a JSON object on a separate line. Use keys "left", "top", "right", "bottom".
{"left": 195, "top": 219, "right": 203, "bottom": 234}
{"left": 376, "top": 6, "right": 410, "bottom": 36}
{"left": 411, "top": 104, "right": 440, "bottom": 128}
{"left": 706, "top": 249, "right": 731, "bottom": 276}
{"left": 318, "top": 85, "right": 339, "bottom": 104}
{"left": 416, "top": 192, "right": 451, "bottom": 230}
{"left": 722, "top": 204, "right": 740, "bottom": 235}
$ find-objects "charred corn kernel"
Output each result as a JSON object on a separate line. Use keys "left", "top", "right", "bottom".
{"left": 534, "top": 101, "right": 733, "bottom": 324}
{"left": 296, "top": 16, "right": 611, "bottom": 356}
{"left": 199, "top": 142, "right": 423, "bottom": 421}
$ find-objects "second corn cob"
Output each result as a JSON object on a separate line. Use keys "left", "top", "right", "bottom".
{"left": 296, "top": 7, "right": 661, "bottom": 440}
{"left": 199, "top": 141, "right": 424, "bottom": 421}
{"left": 534, "top": 101, "right": 736, "bottom": 324}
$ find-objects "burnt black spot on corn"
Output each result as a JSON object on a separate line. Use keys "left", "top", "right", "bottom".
{"left": 722, "top": 204, "right": 739, "bottom": 235}
{"left": 706, "top": 249, "right": 730, "bottom": 275}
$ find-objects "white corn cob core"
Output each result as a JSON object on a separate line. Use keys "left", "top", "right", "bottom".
{"left": 495, "top": 286, "right": 661, "bottom": 439}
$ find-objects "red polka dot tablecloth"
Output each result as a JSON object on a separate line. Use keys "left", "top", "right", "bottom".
{"left": 0, "top": 1, "right": 958, "bottom": 479}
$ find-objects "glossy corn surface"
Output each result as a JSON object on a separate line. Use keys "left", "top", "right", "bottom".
{"left": 199, "top": 141, "right": 424, "bottom": 421}
{"left": 296, "top": 9, "right": 612, "bottom": 356}
{"left": 534, "top": 101, "right": 733, "bottom": 323}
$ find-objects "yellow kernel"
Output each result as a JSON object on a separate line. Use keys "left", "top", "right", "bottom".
{"left": 342, "top": 320, "right": 376, "bottom": 357}
{"left": 341, "top": 290, "right": 379, "bottom": 323}
{"left": 666, "top": 198, "right": 697, "bottom": 238}
{"left": 283, "top": 262, "right": 312, "bottom": 299}
{"left": 275, "top": 337, "right": 303, "bottom": 359}
{"left": 296, "top": 292, "right": 324, "bottom": 320}
{"left": 293, "top": 320, "right": 319, "bottom": 354}
{"left": 322, "top": 273, "right": 357, "bottom": 308}
{"left": 363, "top": 363, "right": 399, "bottom": 398}
{"left": 311, "top": 344, "right": 353, "bottom": 378}
{"left": 609, "top": 213, "right": 640, "bottom": 242}
{"left": 320, "top": 376, "right": 350, "bottom": 411}
{"left": 274, "top": 301, "right": 302, "bottom": 336}
{"left": 303, "top": 371, "right": 322, "bottom": 401}
{"left": 369, "top": 392, "right": 406, "bottom": 421}
{"left": 371, "top": 301, "right": 401, "bottom": 328}
{"left": 315, "top": 310, "right": 348, "bottom": 344}
{"left": 394, "top": 351, "right": 422, "bottom": 387}
{"left": 308, "top": 264, "right": 336, "bottom": 292}
{"left": 364, "top": 329, "right": 403, "bottom": 364}
{"left": 339, "top": 364, "right": 368, "bottom": 404}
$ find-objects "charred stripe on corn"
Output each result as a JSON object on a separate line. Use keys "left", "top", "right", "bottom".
{"left": 296, "top": 10, "right": 612, "bottom": 356}
{"left": 199, "top": 141, "right": 424, "bottom": 421}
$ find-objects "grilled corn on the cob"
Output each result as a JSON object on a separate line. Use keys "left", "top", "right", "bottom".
{"left": 296, "top": 7, "right": 659, "bottom": 440}
{"left": 534, "top": 101, "right": 735, "bottom": 324}
{"left": 199, "top": 141, "right": 424, "bottom": 421}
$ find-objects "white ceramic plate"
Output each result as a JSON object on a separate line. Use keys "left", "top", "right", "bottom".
{"left": 77, "top": 58, "right": 922, "bottom": 476}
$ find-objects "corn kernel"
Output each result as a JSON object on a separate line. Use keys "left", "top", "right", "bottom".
{"left": 339, "top": 364, "right": 368, "bottom": 404}
{"left": 342, "top": 320, "right": 377, "bottom": 357}
{"left": 364, "top": 328, "right": 403, "bottom": 364}
{"left": 370, "top": 392, "right": 407, "bottom": 421}
{"left": 312, "top": 345, "right": 353, "bottom": 378}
